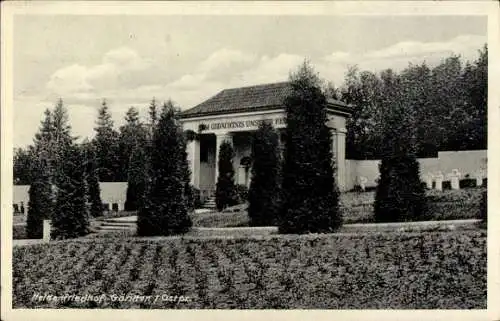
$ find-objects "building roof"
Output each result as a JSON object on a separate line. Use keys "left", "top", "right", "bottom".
{"left": 179, "top": 81, "right": 352, "bottom": 118}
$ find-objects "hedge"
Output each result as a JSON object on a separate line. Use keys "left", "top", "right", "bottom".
{"left": 13, "top": 230, "right": 486, "bottom": 309}
{"left": 341, "top": 188, "right": 484, "bottom": 223}
{"left": 13, "top": 225, "right": 28, "bottom": 240}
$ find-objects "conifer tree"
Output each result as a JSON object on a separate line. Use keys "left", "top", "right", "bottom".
{"left": 215, "top": 141, "right": 238, "bottom": 211}
{"left": 374, "top": 70, "right": 426, "bottom": 222}
{"left": 137, "top": 100, "right": 192, "bottom": 236}
{"left": 181, "top": 143, "right": 194, "bottom": 212}
{"left": 26, "top": 108, "right": 55, "bottom": 238}
{"left": 52, "top": 99, "right": 73, "bottom": 147}
{"left": 125, "top": 143, "right": 148, "bottom": 212}
{"left": 279, "top": 61, "right": 341, "bottom": 234}
{"left": 93, "top": 99, "right": 120, "bottom": 181}
{"left": 83, "top": 142, "right": 103, "bottom": 217}
{"left": 248, "top": 122, "right": 281, "bottom": 226}
{"left": 51, "top": 144, "right": 90, "bottom": 239}
{"left": 26, "top": 154, "right": 52, "bottom": 238}
{"left": 148, "top": 97, "right": 158, "bottom": 130}
{"left": 118, "top": 107, "right": 143, "bottom": 182}
{"left": 119, "top": 106, "right": 148, "bottom": 210}
{"left": 13, "top": 147, "right": 33, "bottom": 185}
{"left": 52, "top": 99, "right": 74, "bottom": 176}
{"left": 33, "top": 109, "right": 55, "bottom": 154}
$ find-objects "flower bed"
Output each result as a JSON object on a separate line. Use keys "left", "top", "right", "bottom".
{"left": 13, "top": 230, "right": 486, "bottom": 309}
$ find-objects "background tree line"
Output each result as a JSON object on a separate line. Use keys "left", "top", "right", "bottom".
{"left": 14, "top": 99, "right": 157, "bottom": 185}
{"left": 328, "top": 45, "right": 487, "bottom": 159}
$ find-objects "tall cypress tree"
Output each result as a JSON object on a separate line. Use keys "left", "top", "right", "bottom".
{"left": 83, "top": 142, "right": 103, "bottom": 217}
{"left": 26, "top": 108, "right": 56, "bottom": 238}
{"left": 248, "top": 122, "right": 281, "bottom": 226}
{"left": 374, "top": 70, "right": 426, "bottom": 222}
{"left": 126, "top": 143, "right": 149, "bottom": 212}
{"left": 51, "top": 145, "right": 90, "bottom": 239}
{"left": 120, "top": 107, "right": 148, "bottom": 211}
{"left": 26, "top": 155, "right": 52, "bottom": 238}
{"left": 279, "top": 61, "right": 341, "bottom": 234}
{"left": 125, "top": 143, "right": 148, "bottom": 212}
{"left": 215, "top": 141, "right": 238, "bottom": 211}
{"left": 137, "top": 101, "right": 192, "bottom": 236}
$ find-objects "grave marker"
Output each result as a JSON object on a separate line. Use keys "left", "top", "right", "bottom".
{"left": 358, "top": 176, "right": 368, "bottom": 192}
{"left": 424, "top": 173, "right": 433, "bottom": 189}
{"left": 475, "top": 170, "right": 485, "bottom": 187}
{"left": 435, "top": 171, "right": 444, "bottom": 191}
{"left": 449, "top": 169, "right": 461, "bottom": 190}
{"left": 42, "top": 220, "right": 51, "bottom": 242}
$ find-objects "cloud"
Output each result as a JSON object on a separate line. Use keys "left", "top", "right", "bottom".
{"left": 230, "top": 53, "right": 305, "bottom": 86}
{"left": 46, "top": 64, "right": 93, "bottom": 94}
{"left": 168, "top": 74, "right": 208, "bottom": 91}
{"left": 365, "top": 34, "right": 486, "bottom": 60}
{"left": 45, "top": 47, "right": 155, "bottom": 98}
{"left": 103, "top": 47, "right": 142, "bottom": 65}
{"left": 323, "top": 51, "right": 351, "bottom": 63}
{"left": 199, "top": 48, "right": 256, "bottom": 74}
{"left": 182, "top": 48, "right": 258, "bottom": 85}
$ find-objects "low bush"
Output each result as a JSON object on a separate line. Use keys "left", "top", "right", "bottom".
{"left": 439, "top": 179, "right": 481, "bottom": 190}
{"left": 340, "top": 188, "right": 484, "bottom": 223}
{"left": 423, "top": 201, "right": 480, "bottom": 221}
{"left": 425, "top": 188, "right": 484, "bottom": 203}
{"left": 235, "top": 184, "right": 249, "bottom": 204}
{"left": 459, "top": 178, "right": 476, "bottom": 189}
{"left": 13, "top": 225, "right": 27, "bottom": 240}
{"left": 13, "top": 230, "right": 486, "bottom": 309}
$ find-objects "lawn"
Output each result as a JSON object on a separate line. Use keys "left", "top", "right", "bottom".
{"left": 13, "top": 229, "right": 486, "bottom": 309}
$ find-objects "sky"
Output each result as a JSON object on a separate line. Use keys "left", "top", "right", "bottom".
{"left": 13, "top": 15, "right": 487, "bottom": 148}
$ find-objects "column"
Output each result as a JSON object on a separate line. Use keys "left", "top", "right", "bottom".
{"left": 186, "top": 139, "right": 201, "bottom": 188}
{"left": 215, "top": 133, "right": 232, "bottom": 185}
{"left": 334, "top": 128, "right": 347, "bottom": 192}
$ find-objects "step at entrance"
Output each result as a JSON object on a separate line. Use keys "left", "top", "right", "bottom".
{"left": 203, "top": 197, "right": 216, "bottom": 209}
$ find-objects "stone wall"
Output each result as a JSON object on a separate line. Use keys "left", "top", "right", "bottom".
{"left": 13, "top": 182, "right": 128, "bottom": 213}
{"left": 345, "top": 150, "right": 487, "bottom": 190}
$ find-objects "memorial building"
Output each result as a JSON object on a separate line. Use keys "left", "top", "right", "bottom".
{"left": 178, "top": 82, "right": 353, "bottom": 200}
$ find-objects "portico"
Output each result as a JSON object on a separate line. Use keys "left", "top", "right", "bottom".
{"left": 179, "top": 82, "right": 352, "bottom": 200}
